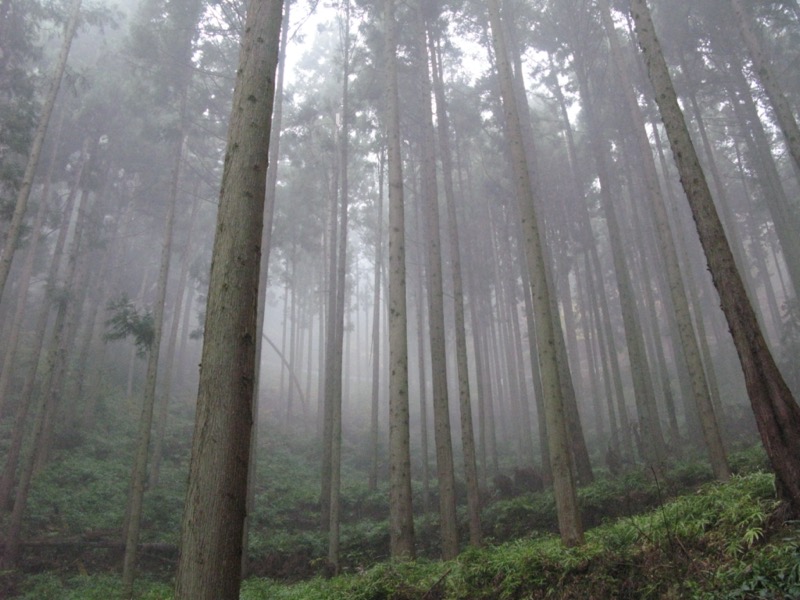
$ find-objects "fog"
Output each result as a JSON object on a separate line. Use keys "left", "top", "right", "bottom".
{"left": 1, "top": 0, "right": 799, "bottom": 596}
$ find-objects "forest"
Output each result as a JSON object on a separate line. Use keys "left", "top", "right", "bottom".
{"left": 1, "top": 0, "right": 799, "bottom": 597}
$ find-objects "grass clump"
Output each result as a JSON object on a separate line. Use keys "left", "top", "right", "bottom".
{"left": 252, "top": 472, "right": 798, "bottom": 599}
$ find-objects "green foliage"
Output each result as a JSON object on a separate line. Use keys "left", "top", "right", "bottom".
{"left": 103, "top": 295, "right": 154, "bottom": 357}
{"left": 18, "top": 573, "right": 171, "bottom": 599}
{"left": 26, "top": 453, "right": 129, "bottom": 535}
{"left": 729, "top": 444, "right": 771, "bottom": 474}
{"left": 254, "top": 473, "right": 798, "bottom": 599}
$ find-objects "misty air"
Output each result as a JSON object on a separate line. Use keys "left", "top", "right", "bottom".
{"left": 0, "top": 0, "right": 799, "bottom": 598}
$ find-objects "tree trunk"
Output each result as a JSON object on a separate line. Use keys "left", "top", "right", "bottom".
{"left": 384, "top": 0, "right": 415, "bottom": 561}
{"left": 122, "top": 122, "right": 186, "bottom": 599}
{"left": 428, "top": 28, "right": 482, "bottom": 548}
{"left": 412, "top": 0, "right": 458, "bottom": 560}
{"left": 173, "top": 0, "right": 283, "bottom": 597}
{"left": 0, "top": 0, "right": 81, "bottom": 298}
{"left": 486, "top": 0, "right": 583, "bottom": 547}
{"left": 369, "top": 150, "right": 385, "bottom": 492}
{"left": 1, "top": 139, "right": 90, "bottom": 567}
{"left": 327, "top": 0, "right": 351, "bottom": 572}
{"left": 630, "top": 0, "right": 800, "bottom": 515}
{"left": 730, "top": 0, "right": 800, "bottom": 176}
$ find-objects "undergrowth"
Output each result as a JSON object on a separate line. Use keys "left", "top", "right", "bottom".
{"left": 240, "top": 472, "right": 799, "bottom": 600}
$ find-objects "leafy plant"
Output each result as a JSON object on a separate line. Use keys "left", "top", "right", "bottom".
{"left": 103, "top": 295, "right": 155, "bottom": 357}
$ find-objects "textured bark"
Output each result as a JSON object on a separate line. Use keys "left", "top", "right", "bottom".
{"left": 630, "top": 0, "right": 800, "bottom": 514}
{"left": 384, "top": 0, "right": 415, "bottom": 561}
{"left": 487, "top": 0, "right": 583, "bottom": 547}
{"left": 173, "top": 0, "right": 283, "bottom": 597}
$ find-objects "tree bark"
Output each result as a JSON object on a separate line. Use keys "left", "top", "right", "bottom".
{"left": 173, "top": 0, "right": 283, "bottom": 597}
{"left": 486, "top": 0, "right": 583, "bottom": 547}
{"left": 630, "top": 0, "right": 800, "bottom": 515}
{"left": 384, "top": 0, "right": 415, "bottom": 561}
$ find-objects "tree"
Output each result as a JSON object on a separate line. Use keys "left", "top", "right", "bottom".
{"left": 384, "top": 0, "right": 415, "bottom": 561}
{"left": 729, "top": 0, "right": 800, "bottom": 176}
{"left": 0, "top": 0, "right": 82, "bottom": 300}
{"left": 412, "top": 0, "right": 459, "bottom": 560}
{"left": 173, "top": 0, "right": 284, "bottom": 597}
{"left": 429, "top": 22, "right": 482, "bottom": 547}
{"left": 597, "top": 0, "right": 730, "bottom": 480}
{"left": 629, "top": 0, "right": 800, "bottom": 515}
{"left": 486, "top": 0, "right": 583, "bottom": 547}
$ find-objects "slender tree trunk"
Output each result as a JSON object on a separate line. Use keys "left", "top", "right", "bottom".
{"left": 326, "top": 0, "right": 351, "bottom": 572}
{"left": 730, "top": 0, "right": 800, "bottom": 176}
{"left": 630, "top": 0, "right": 800, "bottom": 514}
{"left": 0, "top": 0, "right": 81, "bottom": 299}
{"left": 150, "top": 188, "right": 199, "bottom": 488}
{"left": 384, "top": 0, "right": 415, "bottom": 560}
{"left": 412, "top": 0, "right": 458, "bottom": 560}
{"left": 369, "top": 150, "right": 385, "bottom": 492}
{"left": 0, "top": 107, "right": 63, "bottom": 417}
{"left": 174, "top": 1, "right": 282, "bottom": 597}
{"left": 0, "top": 141, "right": 87, "bottom": 516}
{"left": 599, "top": 0, "right": 729, "bottom": 479}
{"left": 1, "top": 138, "right": 90, "bottom": 566}
{"left": 572, "top": 53, "right": 665, "bottom": 468}
{"left": 428, "top": 29, "right": 481, "bottom": 547}
{"left": 122, "top": 123, "right": 187, "bottom": 599}
{"left": 487, "top": 0, "right": 583, "bottom": 547}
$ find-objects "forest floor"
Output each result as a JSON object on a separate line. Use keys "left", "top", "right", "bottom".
{"left": 4, "top": 426, "right": 799, "bottom": 599}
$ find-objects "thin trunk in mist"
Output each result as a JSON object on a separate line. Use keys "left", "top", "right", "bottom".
{"left": 730, "top": 0, "right": 800, "bottom": 176}
{"left": 122, "top": 119, "right": 186, "bottom": 599}
{"left": 503, "top": 6, "right": 593, "bottom": 487}
{"left": 414, "top": 265, "right": 431, "bottom": 516}
{"left": 413, "top": 0, "right": 458, "bottom": 560}
{"left": 630, "top": 0, "right": 800, "bottom": 515}
{"left": 0, "top": 106, "right": 64, "bottom": 418}
{"left": 384, "top": 0, "right": 415, "bottom": 561}
{"left": 0, "top": 140, "right": 87, "bottom": 520}
{"left": 571, "top": 44, "right": 665, "bottom": 469}
{"left": 487, "top": 0, "right": 583, "bottom": 547}
{"left": 369, "top": 150, "right": 385, "bottom": 493}
{"left": 548, "top": 65, "right": 626, "bottom": 455}
{"left": 718, "top": 47, "right": 800, "bottom": 297}
{"left": 150, "top": 189, "right": 199, "bottom": 489}
{"left": 0, "top": 0, "right": 81, "bottom": 299}
{"left": 327, "top": 0, "right": 351, "bottom": 572}
{"left": 1, "top": 138, "right": 90, "bottom": 567}
{"left": 174, "top": 0, "right": 283, "bottom": 596}
{"left": 599, "top": 0, "right": 729, "bottom": 479}
{"left": 320, "top": 147, "right": 339, "bottom": 535}
{"left": 35, "top": 179, "right": 99, "bottom": 473}
{"left": 429, "top": 26, "right": 481, "bottom": 548}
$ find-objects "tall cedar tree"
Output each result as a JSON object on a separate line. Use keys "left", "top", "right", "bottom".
{"left": 174, "top": 0, "right": 283, "bottom": 597}
{"left": 629, "top": 0, "right": 800, "bottom": 515}
{"left": 385, "top": 0, "right": 416, "bottom": 560}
